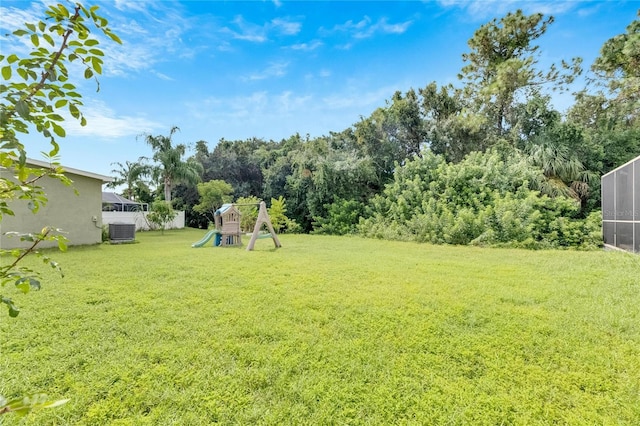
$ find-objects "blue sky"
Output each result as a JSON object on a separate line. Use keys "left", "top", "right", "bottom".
{"left": 2, "top": 1, "right": 638, "bottom": 178}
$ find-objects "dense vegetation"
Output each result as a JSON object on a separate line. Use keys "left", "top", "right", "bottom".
{"left": 2, "top": 230, "right": 639, "bottom": 424}
{"left": 118, "top": 10, "right": 639, "bottom": 248}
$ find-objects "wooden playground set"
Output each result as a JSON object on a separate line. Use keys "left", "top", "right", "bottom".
{"left": 191, "top": 201, "right": 281, "bottom": 251}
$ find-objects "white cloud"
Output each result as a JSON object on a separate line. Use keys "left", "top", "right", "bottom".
{"left": 322, "top": 84, "right": 396, "bottom": 110}
{"left": 63, "top": 101, "right": 162, "bottom": 139}
{"left": 379, "top": 19, "right": 413, "bottom": 35}
{"left": 437, "top": 0, "right": 578, "bottom": 19}
{"left": 290, "top": 40, "right": 323, "bottom": 51}
{"left": 271, "top": 18, "right": 302, "bottom": 35}
{"left": 244, "top": 61, "right": 289, "bottom": 81}
{"left": 224, "top": 15, "right": 268, "bottom": 42}
{"left": 112, "top": 0, "right": 155, "bottom": 13}
{"left": 0, "top": 4, "right": 41, "bottom": 32}
{"left": 185, "top": 81, "right": 402, "bottom": 141}
{"left": 222, "top": 15, "right": 302, "bottom": 43}
{"left": 95, "top": 2, "right": 203, "bottom": 75}
{"left": 0, "top": 3, "right": 46, "bottom": 55}
{"left": 276, "top": 91, "right": 313, "bottom": 113}
{"left": 325, "top": 15, "right": 412, "bottom": 40}
{"left": 330, "top": 17, "right": 371, "bottom": 34}
{"left": 152, "top": 71, "right": 173, "bottom": 81}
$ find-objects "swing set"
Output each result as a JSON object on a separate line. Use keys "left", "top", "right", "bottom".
{"left": 191, "top": 201, "right": 281, "bottom": 251}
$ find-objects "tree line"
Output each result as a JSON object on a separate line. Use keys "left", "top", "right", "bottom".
{"left": 111, "top": 10, "right": 639, "bottom": 248}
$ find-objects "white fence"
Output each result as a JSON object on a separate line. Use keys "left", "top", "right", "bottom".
{"left": 102, "top": 211, "right": 185, "bottom": 231}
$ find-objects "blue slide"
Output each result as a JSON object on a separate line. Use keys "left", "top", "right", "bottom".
{"left": 191, "top": 229, "right": 219, "bottom": 248}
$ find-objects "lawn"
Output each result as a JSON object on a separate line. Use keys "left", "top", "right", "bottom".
{"left": 1, "top": 229, "right": 639, "bottom": 425}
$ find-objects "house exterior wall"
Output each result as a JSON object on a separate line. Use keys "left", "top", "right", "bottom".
{"left": 601, "top": 155, "right": 640, "bottom": 253}
{"left": 1, "top": 170, "right": 105, "bottom": 249}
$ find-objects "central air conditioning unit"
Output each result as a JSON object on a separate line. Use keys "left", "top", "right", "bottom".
{"left": 109, "top": 223, "right": 136, "bottom": 242}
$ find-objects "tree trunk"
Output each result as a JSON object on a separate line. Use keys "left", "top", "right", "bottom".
{"left": 164, "top": 177, "right": 172, "bottom": 203}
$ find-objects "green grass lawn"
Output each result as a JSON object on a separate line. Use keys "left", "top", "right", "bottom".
{"left": 2, "top": 229, "right": 639, "bottom": 425}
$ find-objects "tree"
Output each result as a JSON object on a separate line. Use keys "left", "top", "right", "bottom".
{"left": 285, "top": 133, "right": 376, "bottom": 231}
{"left": 147, "top": 200, "right": 177, "bottom": 234}
{"left": 205, "top": 137, "right": 267, "bottom": 198}
{"left": 459, "top": 10, "right": 581, "bottom": 138}
{"left": 591, "top": 11, "right": 640, "bottom": 124}
{"left": 106, "top": 159, "right": 151, "bottom": 201}
{"left": 142, "top": 126, "right": 203, "bottom": 203}
{"left": 172, "top": 183, "right": 207, "bottom": 228}
{"left": 564, "top": 13, "right": 640, "bottom": 213}
{"left": 419, "top": 82, "right": 490, "bottom": 162}
{"left": 526, "top": 123, "right": 597, "bottom": 207}
{"left": 0, "top": 1, "right": 120, "bottom": 416}
{"left": 354, "top": 108, "right": 406, "bottom": 184}
{"left": 192, "top": 179, "right": 234, "bottom": 224}
{"left": 1, "top": 2, "right": 120, "bottom": 314}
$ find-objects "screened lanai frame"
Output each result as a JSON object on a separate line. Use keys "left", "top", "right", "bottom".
{"left": 102, "top": 192, "right": 148, "bottom": 212}
{"left": 601, "top": 155, "right": 640, "bottom": 253}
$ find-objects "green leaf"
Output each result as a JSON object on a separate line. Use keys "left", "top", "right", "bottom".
{"left": 84, "top": 39, "right": 99, "bottom": 46}
{"left": 92, "top": 57, "right": 102, "bottom": 74}
{"left": 1, "top": 66, "right": 11, "bottom": 80}
{"left": 84, "top": 67, "right": 93, "bottom": 79}
{"left": 30, "top": 33, "right": 39, "bottom": 47}
{"left": 69, "top": 103, "right": 80, "bottom": 119}
{"left": 59, "top": 3, "right": 70, "bottom": 18}
{"left": 29, "top": 278, "right": 41, "bottom": 291}
{"left": 7, "top": 54, "right": 19, "bottom": 64}
{"left": 47, "top": 113, "right": 64, "bottom": 121}
{"left": 55, "top": 99, "right": 68, "bottom": 108}
{"left": 15, "top": 100, "right": 30, "bottom": 120}
{"left": 15, "top": 278, "right": 31, "bottom": 294}
{"left": 107, "top": 32, "right": 122, "bottom": 44}
{"left": 47, "top": 68, "right": 57, "bottom": 81}
{"left": 43, "top": 33, "right": 55, "bottom": 47}
{"left": 16, "top": 67, "right": 27, "bottom": 80}
{"left": 51, "top": 122, "right": 66, "bottom": 137}
{"left": 2, "top": 297, "right": 20, "bottom": 317}
{"left": 1, "top": 393, "right": 69, "bottom": 415}
{"left": 49, "top": 140, "right": 60, "bottom": 157}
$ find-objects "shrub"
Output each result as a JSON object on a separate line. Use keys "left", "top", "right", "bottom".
{"left": 268, "top": 196, "right": 301, "bottom": 233}
{"left": 360, "top": 149, "right": 602, "bottom": 249}
{"left": 147, "top": 201, "right": 177, "bottom": 234}
{"left": 101, "top": 225, "right": 109, "bottom": 242}
{"left": 312, "top": 199, "right": 366, "bottom": 235}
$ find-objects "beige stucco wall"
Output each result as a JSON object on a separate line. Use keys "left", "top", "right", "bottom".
{"left": 1, "top": 170, "right": 105, "bottom": 249}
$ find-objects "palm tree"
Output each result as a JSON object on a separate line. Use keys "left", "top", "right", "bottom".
{"left": 106, "top": 159, "right": 151, "bottom": 201}
{"left": 143, "top": 127, "right": 203, "bottom": 203}
{"left": 527, "top": 139, "right": 596, "bottom": 207}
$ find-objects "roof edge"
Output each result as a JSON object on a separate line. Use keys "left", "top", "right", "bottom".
{"left": 26, "top": 158, "right": 113, "bottom": 183}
